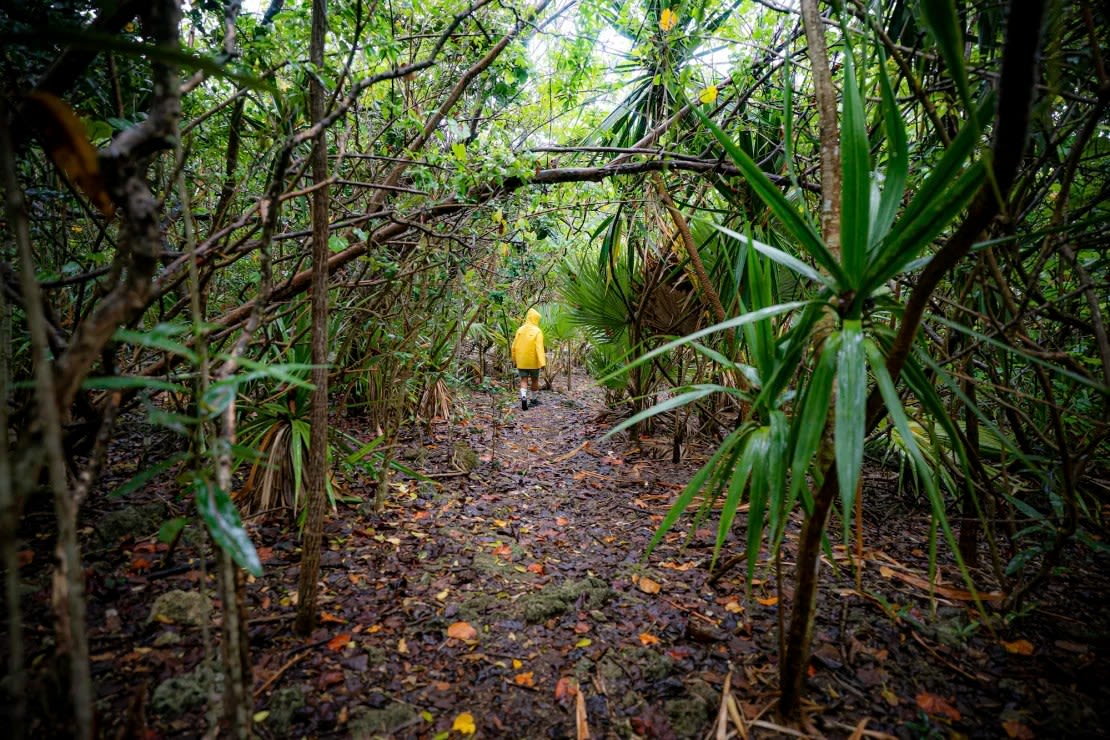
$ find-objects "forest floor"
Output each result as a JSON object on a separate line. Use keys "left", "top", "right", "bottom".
{"left": 11, "top": 374, "right": 1110, "bottom": 738}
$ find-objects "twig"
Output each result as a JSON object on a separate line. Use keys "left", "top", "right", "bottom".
{"left": 575, "top": 687, "right": 590, "bottom": 739}
{"left": 253, "top": 652, "right": 308, "bottom": 698}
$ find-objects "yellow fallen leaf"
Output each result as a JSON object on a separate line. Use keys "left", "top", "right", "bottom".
{"left": 253, "top": 711, "right": 270, "bottom": 722}
{"left": 639, "top": 632, "right": 660, "bottom": 646}
{"left": 756, "top": 595, "right": 779, "bottom": 606}
{"left": 575, "top": 638, "right": 592, "bottom": 648}
{"left": 435, "top": 589, "right": 450, "bottom": 602}
{"left": 638, "top": 577, "right": 662, "bottom": 594}
{"left": 1001, "top": 638, "right": 1034, "bottom": 656}
{"left": 879, "top": 565, "right": 896, "bottom": 578}
{"left": 397, "top": 638, "right": 409, "bottom": 654}
{"left": 447, "top": 621, "right": 478, "bottom": 641}
{"left": 512, "top": 658, "right": 523, "bottom": 669}
{"left": 452, "top": 711, "right": 476, "bottom": 735}
{"left": 514, "top": 671, "right": 535, "bottom": 687}
{"left": 724, "top": 600, "right": 744, "bottom": 614}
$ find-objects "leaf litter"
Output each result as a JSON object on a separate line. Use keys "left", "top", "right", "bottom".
{"left": 9, "top": 374, "right": 1110, "bottom": 738}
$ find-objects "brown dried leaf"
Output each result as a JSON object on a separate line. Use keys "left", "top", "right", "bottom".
{"left": 447, "top": 621, "right": 478, "bottom": 641}
{"left": 23, "top": 92, "right": 114, "bottom": 217}
{"left": 1001, "top": 639, "right": 1034, "bottom": 656}
{"left": 638, "top": 577, "right": 661, "bottom": 594}
{"left": 327, "top": 633, "right": 351, "bottom": 652}
{"left": 915, "top": 692, "right": 961, "bottom": 721}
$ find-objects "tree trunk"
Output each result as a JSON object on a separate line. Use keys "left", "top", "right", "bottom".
{"left": 778, "top": 0, "right": 842, "bottom": 720}
{"left": 2, "top": 101, "right": 92, "bottom": 740}
{"left": 0, "top": 190, "right": 25, "bottom": 740}
{"left": 296, "top": 0, "right": 331, "bottom": 637}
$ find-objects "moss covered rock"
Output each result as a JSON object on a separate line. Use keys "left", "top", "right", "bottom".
{"left": 96, "top": 502, "right": 168, "bottom": 543}
{"left": 150, "top": 664, "right": 221, "bottom": 718}
{"left": 516, "top": 577, "right": 612, "bottom": 624}
{"left": 266, "top": 686, "right": 305, "bottom": 736}
{"left": 148, "top": 590, "right": 212, "bottom": 628}
{"left": 349, "top": 700, "right": 420, "bottom": 738}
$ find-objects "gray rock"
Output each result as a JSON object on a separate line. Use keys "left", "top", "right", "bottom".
{"left": 148, "top": 590, "right": 212, "bottom": 628}
{"left": 150, "top": 664, "right": 221, "bottom": 718}
{"left": 349, "top": 700, "right": 420, "bottom": 738}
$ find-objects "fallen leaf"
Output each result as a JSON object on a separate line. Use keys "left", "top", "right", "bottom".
{"left": 555, "top": 517, "right": 569, "bottom": 526}
{"left": 916, "top": 692, "right": 961, "bottom": 721}
{"left": 1002, "top": 720, "right": 1035, "bottom": 739}
{"left": 659, "top": 560, "right": 696, "bottom": 571}
{"left": 514, "top": 671, "right": 535, "bottom": 687}
{"left": 756, "top": 595, "right": 779, "bottom": 606}
{"left": 555, "top": 676, "right": 578, "bottom": 702}
{"left": 881, "top": 687, "right": 900, "bottom": 706}
{"left": 435, "top": 589, "right": 450, "bottom": 602}
{"left": 320, "top": 612, "right": 347, "bottom": 624}
{"left": 397, "top": 638, "right": 409, "bottom": 654}
{"left": 527, "top": 562, "right": 545, "bottom": 575}
{"left": 327, "top": 633, "right": 351, "bottom": 652}
{"left": 447, "top": 621, "right": 478, "bottom": 641}
{"left": 1001, "top": 639, "right": 1034, "bottom": 656}
{"left": 639, "top": 632, "right": 660, "bottom": 646}
{"left": 491, "top": 543, "right": 513, "bottom": 559}
{"left": 573, "top": 622, "right": 590, "bottom": 634}
{"left": 575, "top": 638, "right": 592, "bottom": 648}
{"left": 638, "top": 577, "right": 662, "bottom": 594}
{"left": 512, "top": 659, "right": 523, "bottom": 669}
{"left": 452, "top": 711, "right": 477, "bottom": 735}
{"left": 724, "top": 600, "right": 744, "bottom": 614}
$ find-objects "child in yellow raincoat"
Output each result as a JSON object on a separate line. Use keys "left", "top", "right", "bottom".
{"left": 511, "top": 308, "right": 546, "bottom": 410}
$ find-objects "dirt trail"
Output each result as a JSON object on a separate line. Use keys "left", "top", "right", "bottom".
{"left": 13, "top": 377, "right": 1110, "bottom": 738}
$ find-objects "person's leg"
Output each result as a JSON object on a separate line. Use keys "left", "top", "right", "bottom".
{"left": 518, "top": 372, "right": 528, "bottom": 409}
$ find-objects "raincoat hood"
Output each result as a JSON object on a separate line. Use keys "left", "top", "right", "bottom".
{"left": 525, "top": 308, "right": 542, "bottom": 326}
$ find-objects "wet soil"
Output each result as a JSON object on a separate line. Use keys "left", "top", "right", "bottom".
{"left": 9, "top": 376, "right": 1110, "bottom": 738}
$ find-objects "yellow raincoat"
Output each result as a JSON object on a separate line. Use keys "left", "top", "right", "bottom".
{"left": 511, "top": 308, "right": 546, "bottom": 369}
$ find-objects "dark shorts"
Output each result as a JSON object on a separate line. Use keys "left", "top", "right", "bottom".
{"left": 517, "top": 368, "right": 540, "bottom": 379}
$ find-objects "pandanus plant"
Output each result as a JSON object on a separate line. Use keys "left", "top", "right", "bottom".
{"left": 607, "top": 0, "right": 1047, "bottom": 717}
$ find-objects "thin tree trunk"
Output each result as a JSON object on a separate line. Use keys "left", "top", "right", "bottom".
{"left": 0, "top": 162, "right": 24, "bottom": 740}
{"left": 1, "top": 102, "right": 92, "bottom": 740}
{"left": 296, "top": 0, "right": 332, "bottom": 636}
{"left": 779, "top": 0, "right": 842, "bottom": 719}
{"left": 781, "top": 0, "right": 1046, "bottom": 717}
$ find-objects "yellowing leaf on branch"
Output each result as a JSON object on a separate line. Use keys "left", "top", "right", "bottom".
{"left": 23, "top": 91, "right": 114, "bottom": 217}
{"left": 447, "top": 621, "right": 478, "bottom": 641}
{"left": 659, "top": 8, "right": 678, "bottom": 31}
{"left": 452, "top": 711, "right": 477, "bottom": 735}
